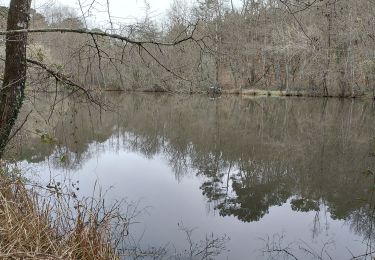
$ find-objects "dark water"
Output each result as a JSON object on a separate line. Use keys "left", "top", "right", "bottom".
{"left": 15, "top": 93, "right": 375, "bottom": 259}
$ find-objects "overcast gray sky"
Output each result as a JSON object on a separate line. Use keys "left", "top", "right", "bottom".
{"left": 1, "top": 0, "right": 178, "bottom": 28}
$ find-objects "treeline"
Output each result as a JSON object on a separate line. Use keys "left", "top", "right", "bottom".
{"left": 2, "top": 0, "right": 375, "bottom": 96}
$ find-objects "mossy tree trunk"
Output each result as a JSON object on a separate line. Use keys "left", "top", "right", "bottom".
{"left": 0, "top": 0, "right": 31, "bottom": 157}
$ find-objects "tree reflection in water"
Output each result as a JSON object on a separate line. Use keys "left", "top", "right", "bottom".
{"left": 12, "top": 93, "right": 375, "bottom": 258}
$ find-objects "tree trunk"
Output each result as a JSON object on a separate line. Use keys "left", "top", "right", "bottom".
{"left": 0, "top": 0, "right": 31, "bottom": 157}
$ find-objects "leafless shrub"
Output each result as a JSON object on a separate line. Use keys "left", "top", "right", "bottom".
{"left": 172, "top": 222, "right": 229, "bottom": 260}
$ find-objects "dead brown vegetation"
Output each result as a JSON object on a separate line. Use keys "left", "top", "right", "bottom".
{"left": 0, "top": 165, "right": 128, "bottom": 260}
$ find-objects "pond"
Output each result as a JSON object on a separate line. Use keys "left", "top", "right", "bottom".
{"left": 13, "top": 93, "right": 375, "bottom": 259}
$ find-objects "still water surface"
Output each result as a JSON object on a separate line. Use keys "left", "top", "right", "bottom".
{"left": 15, "top": 94, "right": 375, "bottom": 259}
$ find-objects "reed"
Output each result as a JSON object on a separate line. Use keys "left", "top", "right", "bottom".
{"left": 0, "top": 165, "right": 128, "bottom": 259}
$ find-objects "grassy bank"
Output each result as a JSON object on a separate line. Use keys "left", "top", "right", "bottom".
{"left": 222, "top": 88, "right": 373, "bottom": 98}
{"left": 100, "top": 87, "right": 375, "bottom": 99}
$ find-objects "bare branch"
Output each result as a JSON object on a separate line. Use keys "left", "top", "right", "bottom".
{"left": 0, "top": 25, "right": 199, "bottom": 47}
{"left": 6, "top": 110, "right": 32, "bottom": 144}
{"left": 26, "top": 58, "right": 101, "bottom": 106}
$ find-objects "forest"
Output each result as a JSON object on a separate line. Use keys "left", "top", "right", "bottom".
{"left": 0, "top": 0, "right": 375, "bottom": 259}
{"left": 2, "top": 0, "right": 375, "bottom": 96}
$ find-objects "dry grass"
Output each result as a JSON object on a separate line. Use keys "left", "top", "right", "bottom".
{"left": 241, "top": 89, "right": 304, "bottom": 97}
{"left": 0, "top": 166, "right": 128, "bottom": 260}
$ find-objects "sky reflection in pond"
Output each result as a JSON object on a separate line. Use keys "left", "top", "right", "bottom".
{"left": 16, "top": 94, "right": 375, "bottom": 259}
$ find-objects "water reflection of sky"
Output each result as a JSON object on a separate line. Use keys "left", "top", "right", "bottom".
{"left": 15, "top": 94, "right": 375, "bottom": 259}
{"left": 21, "top": 137, "right": 368, "bottom": 259}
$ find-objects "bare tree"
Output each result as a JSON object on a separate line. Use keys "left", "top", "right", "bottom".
{"left": 0, "top": 0, "right": 31, "bottom": 157}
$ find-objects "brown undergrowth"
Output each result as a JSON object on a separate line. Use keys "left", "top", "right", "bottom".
{"left": 0, "top": 165, "right": 129, "bottom": 260}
